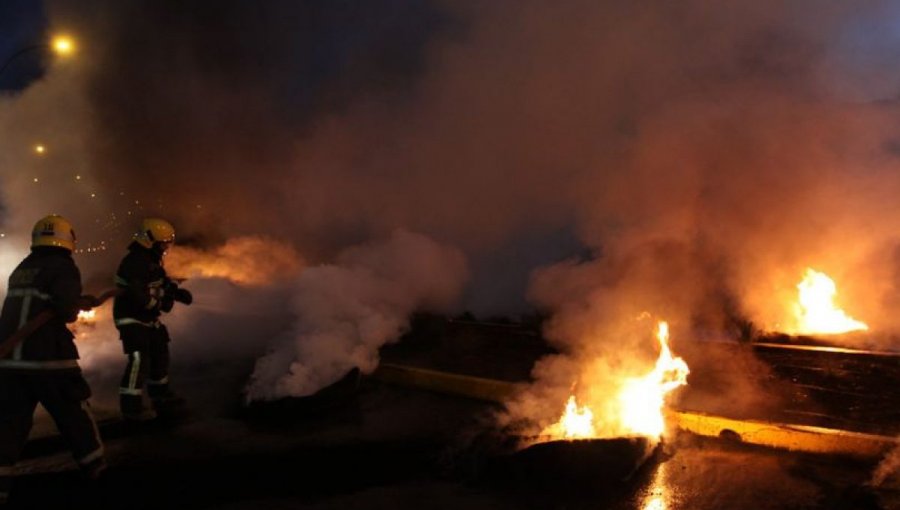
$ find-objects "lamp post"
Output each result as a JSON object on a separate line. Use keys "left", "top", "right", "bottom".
{"left": 0, "top": 35, "right": 76, "bottom": 79}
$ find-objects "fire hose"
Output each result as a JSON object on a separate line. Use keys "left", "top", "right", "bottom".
{"left": 0, "top": 288, "right": 121, "bottom": 360}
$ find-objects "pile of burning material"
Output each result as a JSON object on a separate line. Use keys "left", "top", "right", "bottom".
{"left": 484, "top": 321, "right": 689, "bottom": 489}
{"left": 755, "top": 267, "right": 874, "bottom": 347}
{"left": 485, "top": 436, "right": 658, "bottom": 491}
{"left": 741, "top": 268, "right": 900, "bottom": 434}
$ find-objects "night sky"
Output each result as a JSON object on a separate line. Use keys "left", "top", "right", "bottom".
{"left": 0, "top": 0, "right": 48, "bottom": 91}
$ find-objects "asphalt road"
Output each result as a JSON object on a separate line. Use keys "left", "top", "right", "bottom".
{"left": 8, "top": 379, "right": 899, "bottom": 510}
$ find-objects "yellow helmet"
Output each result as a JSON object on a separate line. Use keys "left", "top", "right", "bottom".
{"left": 134, "top": 218, "right": 175, "bottom": 249}
{"left": 32, "top": 214, "right": 76, "bottom": 252}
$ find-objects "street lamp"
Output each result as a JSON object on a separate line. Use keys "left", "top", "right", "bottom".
{"left": 0, "top": 34, "right": 77, "bottom": 79}
{"left": 51, "top": 36, "right": 75, "bottom": 56}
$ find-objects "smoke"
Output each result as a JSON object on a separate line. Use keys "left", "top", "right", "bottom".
{"left": 871, "top": 438, "right": 900, "bottom": 487}
{"left": 74, "top": 237, "right": 307, "bottom": 409}
{"left": 166, "top": 236, "right": 304, "bottom": 286}
{"left": 2, "top": 0, "right": 900, "bottom": 422}
{"left": 245, "top": 229, "right": 468, "bottom": 401}
{"left": 13, "top": 0, "right": 900, "bottom": 332}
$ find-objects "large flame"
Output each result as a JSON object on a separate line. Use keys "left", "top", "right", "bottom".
{"left": 791, "top": 268, "right": 868, "bottom": 335}
{"left": 541, "top": 321, "right": 689, "bottom": 440}
{"left": 618, "top": 322, "right": 690, "bottom": 438}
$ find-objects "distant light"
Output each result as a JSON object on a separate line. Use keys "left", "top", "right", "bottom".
{"left": 0, "top": 233, "right": 5, "bottom": 238}
{"left": 75, "top": 175, "right": 82, "bottom": 180}
{"left": 34, "top": 144, "right": 46, "bottom": 154}
{"left": 33, "top": 177, "right": 39, "bottom": 183}
{"left": 51, "top": 36, "right": 75, "bottom": 56}
{"left": 90, "top": 192, "right": 96, "bottom": 198}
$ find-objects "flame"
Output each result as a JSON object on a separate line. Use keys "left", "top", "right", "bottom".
{"left": 540, "top": 395, "right": 597, "bottom": 439}
{"left": 541, "top": 321, "right": 689, "bottom": 440}
{"left": 618, "top": 322, "right": 690, "bottom": 438}
{"left": 791, "top": 268, "right": 868, "bottom": 335}
{"left": 71, "top": 305, "right": 104, "bottom": 340}
{"left": 77, "top": 309, "right": 96, "bottom": 323}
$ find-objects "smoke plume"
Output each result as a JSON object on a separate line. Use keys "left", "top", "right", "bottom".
{"left": 3, "top": 0, "right": 900, "bottom": 420}
{"left": 245, "top": 229, "right": 468, "bottom": 401}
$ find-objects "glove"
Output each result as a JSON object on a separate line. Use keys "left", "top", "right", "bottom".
{"left": 77, "top": 295, "right": 100, "bottom": 311}
{"left": 173, "top": 288, "right": 193, "bottom": 305}
{"left": 161, "top": 295, "right": 175, "bottom": 313}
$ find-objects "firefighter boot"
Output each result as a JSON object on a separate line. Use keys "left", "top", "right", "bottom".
{"left": 147, "top": 381, "right": 186, "bottom": 415}
{"left": 120, "top": 393, "right": 156, "bottom": 422}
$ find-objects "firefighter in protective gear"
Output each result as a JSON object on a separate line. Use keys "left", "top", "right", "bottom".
{"left": 114, "top": 218, "right": 192, "bottom": 421}
{"left": 0, "top": 215, "right": 105, "bottom": 504}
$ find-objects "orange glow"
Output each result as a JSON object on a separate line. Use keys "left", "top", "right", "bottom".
{"left": 166, "top": 237, "right": 303, "bottom": 286}
{"left": 790, "top": 268, "right": 868, "bottom": 335}
{"left": 541, "top": 321, "right": 689, "bottom": 441}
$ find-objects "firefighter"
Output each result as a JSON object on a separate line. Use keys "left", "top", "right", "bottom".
{"left": 0, "top": 215, "right": 105, "bottom": 504}
{"left": 114, "top": 218, "right": 192, "bottom": 421}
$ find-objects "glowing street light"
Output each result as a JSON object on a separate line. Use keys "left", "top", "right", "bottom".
{"left": 51, "top": 36, "right": 75, "bottom": 56}
{"left": 0, "top": 33, "right": 78, "bottom": 79}
{"left": 34, "top": 144, "right": 46, "bottom": 155}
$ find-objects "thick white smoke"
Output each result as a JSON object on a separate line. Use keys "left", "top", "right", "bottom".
{"left": 245, "top": 229, "right": 468, "bottom": 401}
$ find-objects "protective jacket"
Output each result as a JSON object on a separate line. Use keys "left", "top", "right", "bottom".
{"left": 0, "top": 246, "right": 82, "bottom": 370}
{"left": 0, "top": 248, "right": 105, "bottom": 502}
{"left": 113, "top": 241, "right": 173, "bottom": 327}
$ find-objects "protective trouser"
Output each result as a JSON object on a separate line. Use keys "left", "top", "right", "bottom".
{"left": 118, "top": 324, "right": 172, "bottom": 417}
{"left": 0, "top": 371, "right": 105, "bottom": 502}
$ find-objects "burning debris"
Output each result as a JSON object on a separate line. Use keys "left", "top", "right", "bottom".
{"left": 539, "top": 321, "right": 689, "bottom": 442}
